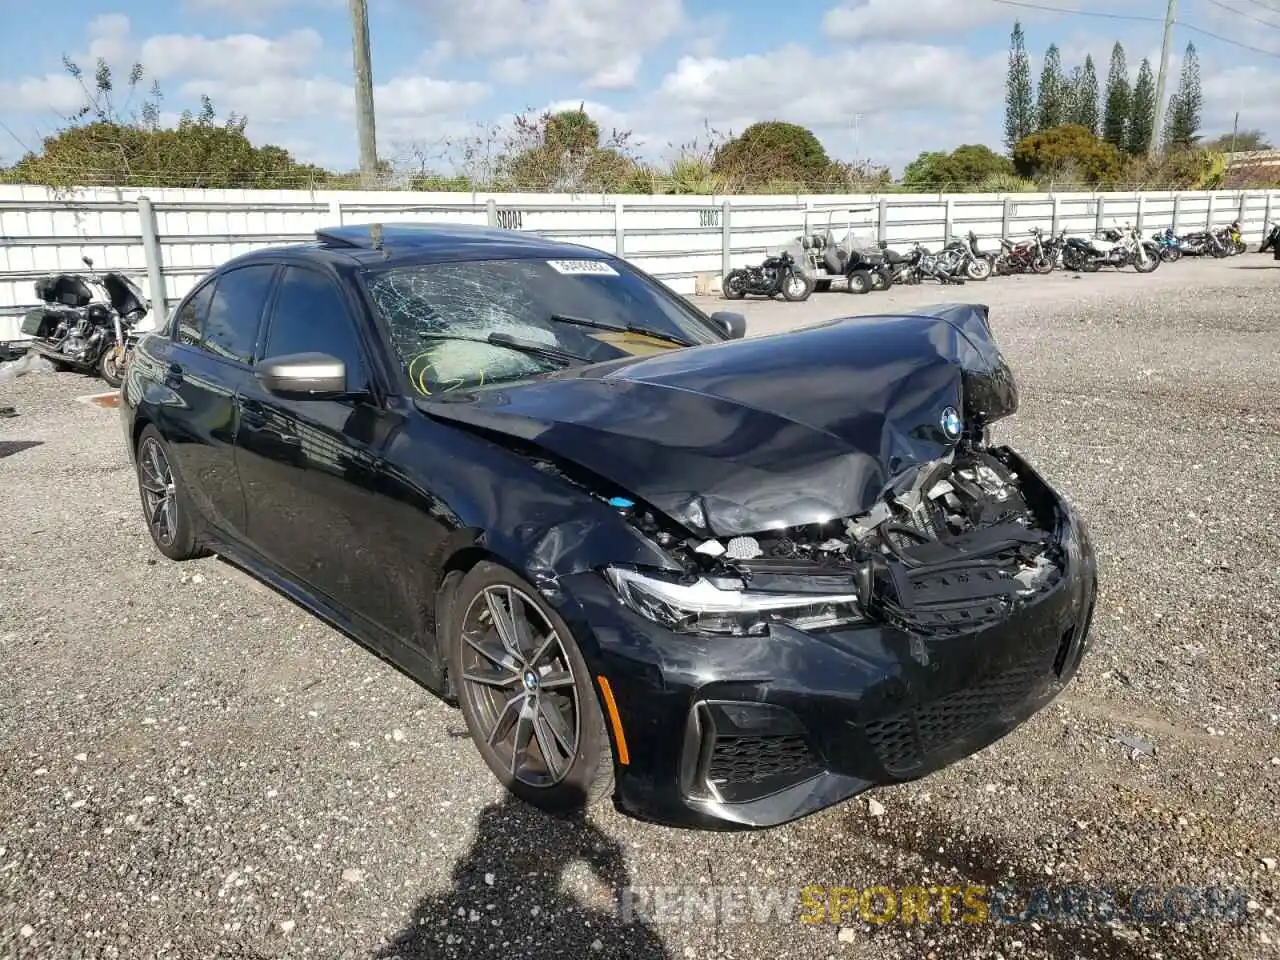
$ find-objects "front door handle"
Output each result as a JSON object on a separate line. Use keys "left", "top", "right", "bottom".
{"left": 164, "top": 363, "right": 183, "bottom": 386}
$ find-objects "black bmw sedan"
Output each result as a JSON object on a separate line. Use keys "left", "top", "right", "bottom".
{"left": 120, "top": 222, "right": 1098, "bottom": 831}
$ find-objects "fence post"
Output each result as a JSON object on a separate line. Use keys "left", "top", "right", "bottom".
{"left": 876, "top": 197, "right": 888, "bottom": 245}
{"left": 137, "top": 196, "right": 169, "bottom": 326}
{"left": 944, "top": 198, "right": 954, "bottom": 245}
{"left": 486, "top": 198, "right": 497, "bottom": 227}
{"left": 328, "top": 198, "right": 343, "bottom": 225}
{"left": 1001, "top": 198, "right": 1012, "bottom": 241}
{"left": 1050, "top": 194, "right": 1060, "bottom": 235}
{"left": 1136, "top": 194, "right": 1145, "bottom": 233}
{"left": 721, "top": 200, "right": 732, "bottom": 278}
{"left": 1205, "top": 193, "right": 1215, "bottom": 229}
{"left": 1237, "top": 192, "right": 1248, "bottom": 231}
{"left": 1172, "top": 194, "right": 1182, "bottom": 233}
{"left": 614, "top": 200, "right": 625, "bottom": 257}
{"left": 1265, "top": 192, "right": 1274, "bottom": 232}
{"left": 1094, "top": 196, "right": 1106, "bottom": 234}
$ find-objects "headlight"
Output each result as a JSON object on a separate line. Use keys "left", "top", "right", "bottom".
{"left": 605, "top": 566, "right": 868, "bottom": 636}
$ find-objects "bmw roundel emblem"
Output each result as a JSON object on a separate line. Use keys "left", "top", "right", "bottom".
{"left": 940, "top": 406, "right": 963, "bottom": 440}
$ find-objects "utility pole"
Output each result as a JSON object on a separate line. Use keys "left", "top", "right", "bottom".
{"left": 1149, "top": 0, "right": 1177, "bottom": 157}
{"left": 349, "top": 0, "right": 378, "bottom": 187}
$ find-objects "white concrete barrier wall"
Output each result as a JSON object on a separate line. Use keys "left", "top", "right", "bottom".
{"left": 1, "top": 183, "right": 1277, "bottom": 341}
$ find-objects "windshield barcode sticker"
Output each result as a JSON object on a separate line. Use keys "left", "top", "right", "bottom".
{"left": 546, "top": 259, "right": 619, "bottom": 276}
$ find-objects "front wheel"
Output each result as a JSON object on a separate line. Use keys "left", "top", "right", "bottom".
{"left": 869, "top": 267, "right": 890, "bottom": 291}
{"left": 845, "top": 269, "right": 872, "bottom": 294}
{"left": 1031, "top": 256, "right": 1053, "bottom": 275}
{"left": 965, "top": 258, "right": 992, "bottom": 281}
{"left": 722, "top": 270, "right": 747, "bottom": 300}
{"left": 781, "top": 271, "right": 814, "bottom": 302}
{"left": 1234, "top": 239, "right": 1248, "bottom": 255}
{"left": 1210, "top": 243, "right": 1228, "bottom": 259}
{"left": 1132, "top": 247, "right": 1161, "bottom": 273}
{"left": 1160, "top": 246, "right": 1182, "bottom": 262}
{"left": 450, "top": 562, "right": 615, "bottom": 816}
{"left": 97, "top": 346, "right": 125, "bottom": 388}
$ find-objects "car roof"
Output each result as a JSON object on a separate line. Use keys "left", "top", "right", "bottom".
{"left": 211, "top": 222, "right": 616, "bottom": 274}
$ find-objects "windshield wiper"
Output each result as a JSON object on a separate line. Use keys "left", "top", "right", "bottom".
{"left": 549, "top": 313, "right": 695, "bottom": 347}
{"left": 416, "top": 331, "right": 590, "bottom": 365}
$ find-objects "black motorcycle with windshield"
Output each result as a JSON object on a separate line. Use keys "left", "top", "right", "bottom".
{"left": 21, "top": 256, "right": 151, "bottom": 387}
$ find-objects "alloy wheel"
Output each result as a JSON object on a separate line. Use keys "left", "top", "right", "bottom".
{"left": 137, "top": 437, "right": 177, "bottom": 546}
{"left": 459, "top": 584, "right": 581, "bottom": 789}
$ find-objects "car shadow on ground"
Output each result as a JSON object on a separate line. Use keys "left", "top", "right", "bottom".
{"left": 0, "top": 439, "right": 43, "bottom": 459}
{"left": 857, "top": 805, "right": 1245, "bottom": 960}
{"left": 375, "top": 794, "right": 671, "bottom": 959}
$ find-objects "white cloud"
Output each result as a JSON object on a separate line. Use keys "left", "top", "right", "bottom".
{"left": 411, "top": 0, "right": 686, "bottom": 90}
{"left": 140, "top": 29, "right": 325, "bottom": 80}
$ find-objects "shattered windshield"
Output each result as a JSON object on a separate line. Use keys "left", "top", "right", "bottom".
{"left": 363, "top": 257, "right": 723, "bottom": 396}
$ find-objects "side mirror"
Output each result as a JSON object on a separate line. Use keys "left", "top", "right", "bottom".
{"left": 257, "top": 352, "right": 348, "bottom": 399}
{"left": 709, "top": 310, "right": 747, "bottom": 340}
{"left": 82, "top": 255, "right": 94, "bottom": 269}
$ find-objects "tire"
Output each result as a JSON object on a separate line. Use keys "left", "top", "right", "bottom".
{"left": 845, "top": 270, "right": 872, "bottom": 294}
{"left": 1210, "top": 243, "right": 1228, "bottom": 259}
{"left": 1160, "top": 246, "right": 1181, "bottom": 262}
{"left": 965, "top": 258, "right": 992, "bottom": 281}
{"left": 1234, "top": 240, "right": 1248, "bottom": 255}
{"left": 869, "top": 267, "right": 890, "bottom": 291}
{"left": 97, "top": 346, "right": 124, "bottom": 389}
{"left": 1132, "top": 247, "right": 1161, "bottom": 273}
{"left": 781, "top": 272, "right": 814, "bottom": 302}
{"left": 814, "top": 279, "right": 832, "bottom": 293}
{"left": 134, "top": 425, "right": 206, "bottom": 562}
{"left": 1031, "top": 256, "right": 1053, "bottom": 275}
{"left": 450, "top": 561, "right": 614, "bottom": 816}
{"left": 722, "top": 270, "right": 747, "bottom": 300}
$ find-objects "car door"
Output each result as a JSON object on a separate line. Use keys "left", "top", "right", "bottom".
{"left": 234, "top": 263, "right": 413, "bottom": 637}
{"left": 162, "top": 264, "right": 277, "bottom": 539}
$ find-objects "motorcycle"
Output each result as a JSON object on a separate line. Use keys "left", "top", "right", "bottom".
{"left": 723, "top": 250, "right": 814, "bottom": 302}
{"left": 1061, "top": 225, "right": 1160, "bottom": 273}
{"left": 909, "top": 243, "right": 966, "bottom": 285}
{"left": 1150, "top": 227, "right": 1182, "bottom": 262}
{"left": 1219, "top": 220, "right": 1247, "bottom": 255}
{"left": 993, "top": 227, "right": 1053, "bottom": 275}
{"left": 20, "top": 256, "right": 151, "bottom": 387}
{"left": 943, "top": 232, "right": 992, "bottom": 281}
{"left": 1260, "top": 219, "right": 1280, "bottom": 254}
{"left": 876, "top": 242, "right": 924, "bottom": 285}
{"left": 1177, "top": 229, "right": 1230, "bottom": 259}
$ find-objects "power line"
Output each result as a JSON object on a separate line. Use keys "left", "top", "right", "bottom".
{"left": 987, "top": 0, "right": 1164, "bottom": 22}
{"left": 988, "top": 0, "right": 1280, "bottom": 58}
{"left": 1198, "top": 0, "right": 1280, "bottom": 30}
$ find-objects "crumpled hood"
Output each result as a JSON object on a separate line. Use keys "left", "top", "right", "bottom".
{"left": 417, "top": 303, "right": 1018, "bottom": 537}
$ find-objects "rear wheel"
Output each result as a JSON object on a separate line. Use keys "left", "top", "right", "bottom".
{"left": 451, "top": 562, "right": 614, "bottom": 816}
{"left": 134, "top": 425, "right": 206, "bottom": 562}
{"left": 781, "top": 272, "right": 814, "bottom": 302}
{"left": 845, "top": 270, "right": 872, "bottom": 294}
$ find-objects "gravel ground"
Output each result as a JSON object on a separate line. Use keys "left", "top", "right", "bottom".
{"left": 1, "top": 255, "right": 1278, "bottom": 960}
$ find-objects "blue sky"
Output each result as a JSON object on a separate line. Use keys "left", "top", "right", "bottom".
{"left": 2, "top": 0, "right": 1278, "bottom": 178}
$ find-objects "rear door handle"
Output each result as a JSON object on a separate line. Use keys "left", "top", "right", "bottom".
{"left": 164, "top": 363, "right": 183, "bottom": 385}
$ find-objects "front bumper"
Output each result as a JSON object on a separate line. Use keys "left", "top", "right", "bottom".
{"left": 556, "top": 451, "right": 1099, "bottom": 831}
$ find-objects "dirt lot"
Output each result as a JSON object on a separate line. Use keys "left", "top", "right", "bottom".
{"left": 1, "top": 256, "right": 1278, "bottom": 960}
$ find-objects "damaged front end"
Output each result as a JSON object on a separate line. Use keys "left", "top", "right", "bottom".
{"left": 603, "top": 441, "right": 1065, "bottom": 641}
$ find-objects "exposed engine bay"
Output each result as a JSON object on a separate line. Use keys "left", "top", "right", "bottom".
{"left": 601, "top": 442, "right": 1064, "bottom": 635}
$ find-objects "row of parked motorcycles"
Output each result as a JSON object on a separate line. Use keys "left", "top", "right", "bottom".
{"left": 17, "top": 256, "right": 151, "bottom": 387}
{"left": 724, "top": 218, "right": 1279, "bottom": 302}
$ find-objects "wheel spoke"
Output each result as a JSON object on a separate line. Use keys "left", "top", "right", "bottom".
{"left": 532, "top": 712, "right": 564, "bottom": 778}
{"left": 486, "top": 691, "right": 525, "bottom": 747}
{"left": 505, "top": 586, "right": 538, "bottom": 656}
{"left": 484, "top": 589, "right": 523, "bottom": 659}
{"left": 463, "top": 631, "right": 521, "bottom": 674}
{"left": 537, "top": 697, "right": 576, "bottom": 757}
{"left": 526, "top": 632, "right": 560, "bottom": 669}
{"left": 509, "top": 699, "right": 536, "bottom": 778}
{"left": 537, "top": 669, "right": 574, "bottom": 690}
{"left": 462, "top": 665, "right": 520, "bottom": 689}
